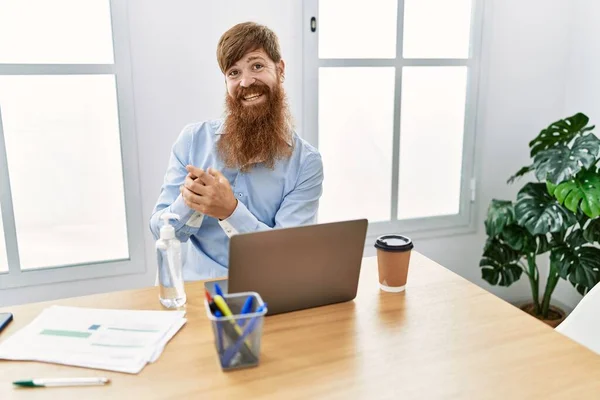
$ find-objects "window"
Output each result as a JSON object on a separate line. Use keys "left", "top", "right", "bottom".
{"left": 0, "top": 0, "right": 144, "bottom": 289}
{"left": 303, "top": 0, "right": 483, "bottom": 239}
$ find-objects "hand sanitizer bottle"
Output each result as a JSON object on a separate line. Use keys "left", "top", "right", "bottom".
{"left": 156, "top": 213, "right": 186, "bottom": 308}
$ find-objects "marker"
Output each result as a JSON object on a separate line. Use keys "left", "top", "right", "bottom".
{"left": 13, "top": 377, "right": 110, "bottom": 388}
{"left": 239, "top": 296, "right": 254, "bottom": 327}
{"left": 204, "top": 289, "right": 219, "bottom": 315}
{"left": 214, "top": 283, "right": 224, "bottom": 297}
{"left": 221, "top": 304, "right": 267, "bottom": 367}
{"left": 214, "top": 310, "right": 224, "bottom": 353}
{"left": 240, "top": 296, "right": 254, "bottom": 315}
{"left": 213, "top": 295, "right": 250, "bottom": 347}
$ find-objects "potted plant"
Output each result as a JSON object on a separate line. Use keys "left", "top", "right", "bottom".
{"left": 480, "top": 112, "right": 600, "bottom": 327}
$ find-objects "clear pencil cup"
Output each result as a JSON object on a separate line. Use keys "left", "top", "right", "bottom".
{"left": 205, "top": 291, "right": 267, "bottom": 371}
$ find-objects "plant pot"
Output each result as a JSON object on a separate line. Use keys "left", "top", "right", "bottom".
{"left": 519, "top": 303, "right": 567, "bottom": 328}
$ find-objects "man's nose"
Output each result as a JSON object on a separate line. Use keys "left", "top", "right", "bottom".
{"left": 240, "top": 77, "right": 256, "bottom": 88}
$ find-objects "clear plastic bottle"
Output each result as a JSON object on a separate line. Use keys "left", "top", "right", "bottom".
{"left": 156, "top": 213, "right": 187, "bottom": 308}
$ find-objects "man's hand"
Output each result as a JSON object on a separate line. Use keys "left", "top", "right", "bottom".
{"left": 180, "top": 166, "right": 238, "bottom": 220}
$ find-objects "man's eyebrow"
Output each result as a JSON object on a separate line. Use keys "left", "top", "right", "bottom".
{"left": 246, "top": 55, "right": 266, "bottom": 63}
{"left": 226, "top": 56, "right": 266, "bottom": 72}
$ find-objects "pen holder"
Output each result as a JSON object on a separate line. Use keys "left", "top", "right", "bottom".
{"left": 205, "top": 291, "right": 267, "bottom": 371}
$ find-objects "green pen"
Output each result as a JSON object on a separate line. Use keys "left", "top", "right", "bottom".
{"left": 13, "top": 377, "right": 110, "bottom": 387}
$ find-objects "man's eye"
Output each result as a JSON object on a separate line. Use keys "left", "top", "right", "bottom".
{"left": 253, "top": 64, "right": 264, "bottom": 70}
{"left": 228, "top": 70, "right": 239, "bottom": 77}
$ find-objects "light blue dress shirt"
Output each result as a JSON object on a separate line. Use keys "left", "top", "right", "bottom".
{"left": 150, "top": 119, "right": 324, "bottom": 280}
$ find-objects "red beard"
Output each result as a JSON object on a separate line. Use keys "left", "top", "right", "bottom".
{"left": 217, "top": 81, "right": 293, "bottom": 172}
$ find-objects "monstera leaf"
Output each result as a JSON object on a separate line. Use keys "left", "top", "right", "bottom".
{"left": 583, "top": 218, "right": 600, "bottom": 243}
{"left": 533, "top": 134, "right": 600, "bottom": 184}
{"left": 575, "top": 210, "right": 600, "bottom": 242}
{"left": 546, "top": 180, "right": 559, "bottom": 197}
{"left": 553, "top": 169, "right": 600, "bottom": 218}
{"left": 485, "top": 200, "right": 515, "bottom": 237}
{"left": 480, "top": 239, "right": 523, "bottom": 287}
{"left": 515, "top": 182, "right": 576, "bottom": 235}
{"left": 499, "top": 224, "right": 536, "bottom": 253}
{"left": 550, "top": 230, "right": 600, "bottom": 295}
{"left": 499, "top": 224, "right": 550, "bottom": 255}
{"left": 529, "top": 112, "right": 595, "bottom": 157}
{"left": 536, "top": 234, "right": 552, "bottom": 254}
{"left": 507, "top": 165, "right": 534, "bottom": 185}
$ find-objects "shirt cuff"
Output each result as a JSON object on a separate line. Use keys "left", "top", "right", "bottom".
{"left": 169, "top": 195, "right": 204, "bottom": 229}
{"left": 218, "top": 200, "right": 258, "bottom": 237}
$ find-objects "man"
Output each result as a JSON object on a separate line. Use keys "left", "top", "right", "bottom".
{"left": 150, "top": 22, "right": 324, "bottom": 280}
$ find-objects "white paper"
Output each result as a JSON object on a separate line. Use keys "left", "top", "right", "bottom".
{"left": 0, "top": 305, "right": 186, "bottom": 374}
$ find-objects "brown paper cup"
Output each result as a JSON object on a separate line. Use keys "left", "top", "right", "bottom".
{"left": 374, "top": 235, "right": 413, "bottom": 292}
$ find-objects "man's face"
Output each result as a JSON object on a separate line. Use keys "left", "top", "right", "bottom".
{"left": 218, "top": 48, "right": 292, "bottom": 171}
{"left": 224, "top": 48, "right": 285, "bottom": 111}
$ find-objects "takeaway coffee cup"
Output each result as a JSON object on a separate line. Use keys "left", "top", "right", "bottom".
{"left": 374, "top": 234, "right": 414, "bottom": 292}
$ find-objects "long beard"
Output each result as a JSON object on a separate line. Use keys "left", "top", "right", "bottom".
{"left": 217, "top": 81, "right": 293, "bottom": 172}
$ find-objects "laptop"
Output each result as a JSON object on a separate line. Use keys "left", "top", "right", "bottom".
{"left": 205, "top": 219, "right": 368, "bottom": 315}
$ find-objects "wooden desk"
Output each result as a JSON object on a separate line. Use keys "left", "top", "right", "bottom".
{"left": 1, "top": 252, "right": 600, "bottom": 399}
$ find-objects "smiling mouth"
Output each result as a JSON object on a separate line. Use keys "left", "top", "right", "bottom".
{"left": 242, "top": 93, "right": 264, "bottom": 102}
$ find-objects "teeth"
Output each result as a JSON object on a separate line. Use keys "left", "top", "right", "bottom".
{"left": 243, "top": 93, "right": 262, "bottom": 101}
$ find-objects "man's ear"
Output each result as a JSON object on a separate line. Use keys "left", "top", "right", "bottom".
{"left": 277, "top": 59, "right": 286, "bottom": 79}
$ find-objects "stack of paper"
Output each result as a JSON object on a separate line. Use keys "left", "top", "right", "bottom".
{"left": 0, "top": 305, "right": 186, "bottom": 374}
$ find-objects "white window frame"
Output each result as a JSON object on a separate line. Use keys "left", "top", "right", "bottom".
{"left": 302, "top": 0, "right": 485, "bottom": 243}
{"left": 0, "top": 1, "right": 145, "bottom": 289}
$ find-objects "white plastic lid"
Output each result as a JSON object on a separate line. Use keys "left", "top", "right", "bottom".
{"left": 159, "top": 213, "right": 180, "bottom": 240}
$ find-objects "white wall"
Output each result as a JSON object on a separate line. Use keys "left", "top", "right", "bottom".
{"left": 5, "top": 0, "right": 594, "bottom": 312}
{"left": 565, "top": 0, "right": 600, "bottom": 121}
{"left": 560, "top": 0, "right": 600, "bottom": 309}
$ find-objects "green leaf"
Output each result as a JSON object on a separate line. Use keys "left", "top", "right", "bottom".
{"left": 480, "top": 239, "right": 523, "bottom": 287}
{"left": 553, "top": 169, "right": 600, "bottom": 218}
{"left": 507, "top": 165, "right": 534, "bottom": 185}
{"left": 551, "top": 230, "right": 567, "bottom": 245}
{"left": 536, "top": 234, "right": 552, "bottom": 254}
{"left": 485, "top": 200, "right": 515, "bottom": 237}
{"left": 575, "top": 209, "right": 590, "bottom": 228}
{"left": 529, "top": 113, "right": 594, "bottom": 157}
{"left": 573, "top": 283, "right": 591, "bottom": 296}
{"left": 546, "top": 180, "right": 558, "bottom": 196}
{"left": 533, "top": 134, "right": 600, "bottom": 184}
{"left": 550, "top": 231, "right": 600, "bottom": 294}
{"left": 583, "top": 218, "right": 600, "bottom": 243}
{"left": 500, "top": 224, "right": 536, "bottom": 253}
{"left": 483, "top": 237, "right": 494, "bottom": 252}
{"left": 566, "top": 229, "right": 587, "bottom": 248}
{"left": 515, "top": 182, "right": 576, "bottom": 235}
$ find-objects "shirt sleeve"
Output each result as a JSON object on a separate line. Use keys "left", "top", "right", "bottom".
{"left": 218, "top": 153, "right": 324, "bottom": 236}
{"left": 149, "top": 124, "right": 205, "bottom": 242}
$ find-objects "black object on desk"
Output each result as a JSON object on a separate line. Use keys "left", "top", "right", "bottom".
{"left": 0, "top": 312, "right": 13, "bottom": 333}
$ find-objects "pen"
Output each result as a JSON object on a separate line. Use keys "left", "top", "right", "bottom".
{"left": 214, "top": 283, "right": 224, "bottom": 297}
{"left": 221, "top": 304, "right": 267, "bottom": 367}
{"left": 239, "top": 295, "right": 254, "bottom": 327}
{"left": 240, "top": 296, "right": 254, "bottom": 315}
{"left": 13, "top": 377, "right": 110, "bottom": 388}
{"left": 213, "top": 295, "right": 251, "bottom": 348}
{"left": 214, "top": 310, "right": 224, "bottom": 353}
{"left": 204, "top": 289, "right": 219, "bottom": 315}
{"left": 218, "top": 319, "right": 257, "bottom": 367}
{"left": 205, "top": 289, "right": 225, "bottom": 352}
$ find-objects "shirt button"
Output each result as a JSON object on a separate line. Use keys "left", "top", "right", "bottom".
{"left": 237, "top": 193, "right": 243, "bottom": 198}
